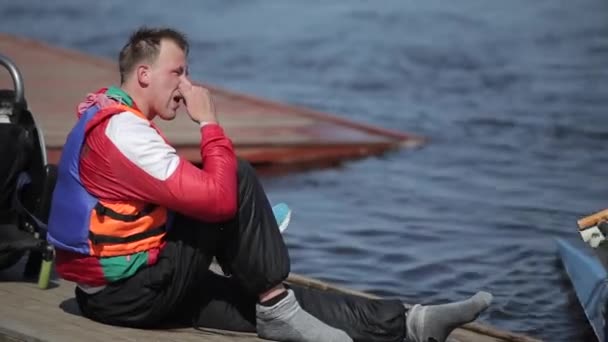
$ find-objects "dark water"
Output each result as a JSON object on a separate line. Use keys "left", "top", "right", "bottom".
{"left": 2, "top": 1, "right": 608, "bottom": 340}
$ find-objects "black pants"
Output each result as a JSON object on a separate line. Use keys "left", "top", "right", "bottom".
{"left": 75, "top": 160, "right": 406, "bottom": 342}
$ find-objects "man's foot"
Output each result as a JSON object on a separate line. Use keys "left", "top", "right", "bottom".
{"left": 256, "top": 289, "right": 352, "bottom": 342}
{"left": 406, "top": 291, "right": 493, "bottom": 342}
{"left": 272, "top": 203, "right": 291, "bottom": 233}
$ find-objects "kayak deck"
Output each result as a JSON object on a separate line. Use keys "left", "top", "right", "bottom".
{"left": 556, "top": 238, "right": 608, "bottom": 342}
{"left": 0, "top": 260, "right": 541, "bottom": 342}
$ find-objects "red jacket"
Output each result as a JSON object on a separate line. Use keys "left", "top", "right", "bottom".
{"left": 54, "top": 88, "right": 237, "bottom": 287}
{"left": 79, "top": 103, "right": 237, "bottom": 222}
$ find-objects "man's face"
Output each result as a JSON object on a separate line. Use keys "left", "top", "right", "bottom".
{"left": 147, "top": 39, "right": 187, "bottom": 120}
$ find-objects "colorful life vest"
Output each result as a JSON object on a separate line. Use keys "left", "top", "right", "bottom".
{"left": 47, "top": 104, "right": 169, "bottom": 257}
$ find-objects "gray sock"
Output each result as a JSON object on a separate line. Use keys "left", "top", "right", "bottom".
{"left": 406, "top": 291, "right": 493, "bottom": 342}
{"left": 256, "top": 289, "right": 353, "bottom": 342}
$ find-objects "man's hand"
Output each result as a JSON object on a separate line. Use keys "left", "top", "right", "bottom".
{"left": 178, "top": 78, "right": 218, "bottom": 124}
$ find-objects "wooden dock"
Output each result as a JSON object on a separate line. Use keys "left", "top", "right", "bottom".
{"left": 0, "top": 33, "right": 424, "bottom": 174}
{"left": 0, "top": 260, "right": 542, "bottom": 342}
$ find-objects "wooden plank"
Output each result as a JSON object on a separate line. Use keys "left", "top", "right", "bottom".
{"left": 0, "top": 33, "right": 424, "bottom": 170}
{"left": 0, "top": 268, "right": 263, "bottom": 342}
{"left": 0, "top": 260, "right": 541, "bottom": 342}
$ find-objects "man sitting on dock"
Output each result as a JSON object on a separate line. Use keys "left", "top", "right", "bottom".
{"left": 47, "top": 26, "right": 492, "bottom": 342}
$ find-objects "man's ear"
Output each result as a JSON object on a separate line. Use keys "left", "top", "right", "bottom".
{"left": 136, "top": 64, "right": 150, "bottom": 86}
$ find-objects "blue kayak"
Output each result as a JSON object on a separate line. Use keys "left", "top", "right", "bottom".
{"left": 556, "top": 238, "right": 608, "bottom": 342}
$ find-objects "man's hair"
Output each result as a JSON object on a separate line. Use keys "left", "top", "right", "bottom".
{"left": 118, "top": 27, "right": 189, "bottom": 84}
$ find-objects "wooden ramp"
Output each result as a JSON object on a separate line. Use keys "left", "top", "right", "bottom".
{"left": 0, "top": 33, "right": 424, "bottom": 173}
{"left": 0, "top": 261, "right": 541, "bottom": 342}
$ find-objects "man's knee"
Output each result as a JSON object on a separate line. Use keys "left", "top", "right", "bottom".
{"left": 237, "top": 158, "right": 256, "bottom": 180}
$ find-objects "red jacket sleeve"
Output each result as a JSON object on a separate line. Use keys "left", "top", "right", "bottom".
{"left": 80, "top": 114, "right": 238, "bottom": 223}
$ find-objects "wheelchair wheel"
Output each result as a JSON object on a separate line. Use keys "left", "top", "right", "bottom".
{"left": 0, "top": 251, "right": 24, "bottom": 270}
{"left": 0, "top": 54, "right": 52, "bottom": 278}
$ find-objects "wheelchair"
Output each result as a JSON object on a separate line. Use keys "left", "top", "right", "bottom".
{"left": 0, "top": 54, "right": 55, "bottom": 289}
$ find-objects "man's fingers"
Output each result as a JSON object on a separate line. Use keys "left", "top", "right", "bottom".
{"left": 181, "top": 76, "right": 193, "bottom": 87}
{"left": 178, "top": 77, "right": 193, "bottom": 93}
{"left": 177, "top": 82, "right": 190, "bottom": 93}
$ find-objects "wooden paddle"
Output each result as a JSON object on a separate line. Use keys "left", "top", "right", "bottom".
{"left": 578, "top": 208, "right": 608, "bottom": 230}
